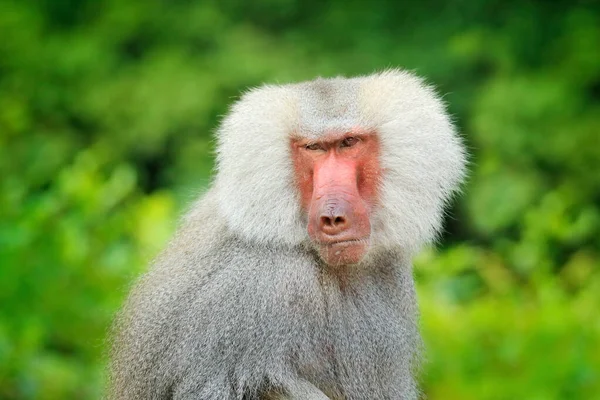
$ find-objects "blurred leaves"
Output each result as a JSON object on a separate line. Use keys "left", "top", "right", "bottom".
{"left": 0, "top": 0, "right": 598, "bottom": 399}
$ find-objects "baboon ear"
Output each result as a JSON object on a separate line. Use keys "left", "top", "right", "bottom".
{"left": 214, "top": 85, "right": 306, "bottom": 247}
{"left": 358, "top": 69, "right": 467, "bottom": 253}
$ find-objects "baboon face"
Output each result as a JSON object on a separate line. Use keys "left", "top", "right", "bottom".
{"left": 215, "top": 71, "right": 467, "bottom": 262}
{"left": 291, "top": 129, "right": 381, "bottom": 266}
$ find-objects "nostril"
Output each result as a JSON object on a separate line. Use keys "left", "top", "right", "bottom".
{"left": 320, "top": 215, "right": 347, "bottom": 230}
{"left": 321, "top": 216, "right": 333, "bottom": 227}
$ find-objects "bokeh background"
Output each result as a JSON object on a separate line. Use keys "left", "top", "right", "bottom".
{"left": 1, "top": 0, "right": 599, "bottom": 399}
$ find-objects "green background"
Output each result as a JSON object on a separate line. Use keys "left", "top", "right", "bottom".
{"left": 1, "top": 0, "right": 599, "bottom": 399}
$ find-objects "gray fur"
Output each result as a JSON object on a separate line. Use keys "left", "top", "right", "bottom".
{"left": 108, "top": 70, "right": 466, "bottom": 399}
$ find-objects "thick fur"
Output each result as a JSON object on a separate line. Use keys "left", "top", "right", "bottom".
{"left": 109, "top": 70, "right": 467, "bottom": 399}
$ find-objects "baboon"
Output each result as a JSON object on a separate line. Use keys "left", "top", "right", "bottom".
{"left": 109, "top": 70, "right": 467, "bottom": 399}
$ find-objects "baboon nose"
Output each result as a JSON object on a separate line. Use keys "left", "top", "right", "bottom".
{"left": 319, "top": 213, "right": 349, "bottom": 235}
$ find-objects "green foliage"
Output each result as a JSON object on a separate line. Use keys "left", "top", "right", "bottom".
{"left": 0, "top": 0, "right": 598, "bottom": 398}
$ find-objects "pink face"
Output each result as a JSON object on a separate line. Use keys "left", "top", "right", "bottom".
{"left": 291, "top": 130, "right": 381, "bottom": 266}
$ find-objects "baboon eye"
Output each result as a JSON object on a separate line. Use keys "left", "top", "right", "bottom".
{"left": 340, "top": 137, "right": 359, "bottom": 148}
{"left": 305, "top": 143, "right": 324, "bottom": 151}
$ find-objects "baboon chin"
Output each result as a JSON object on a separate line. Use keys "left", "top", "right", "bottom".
{"left": 109, "top": 69, "right": 467, "bottom": 400}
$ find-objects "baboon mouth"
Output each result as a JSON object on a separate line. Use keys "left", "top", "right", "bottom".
{"left": 318, "top": 237, "right": 370, "bottom": 247}
{"left": 315, "top": 238, "right": 370, "bottom": 266}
